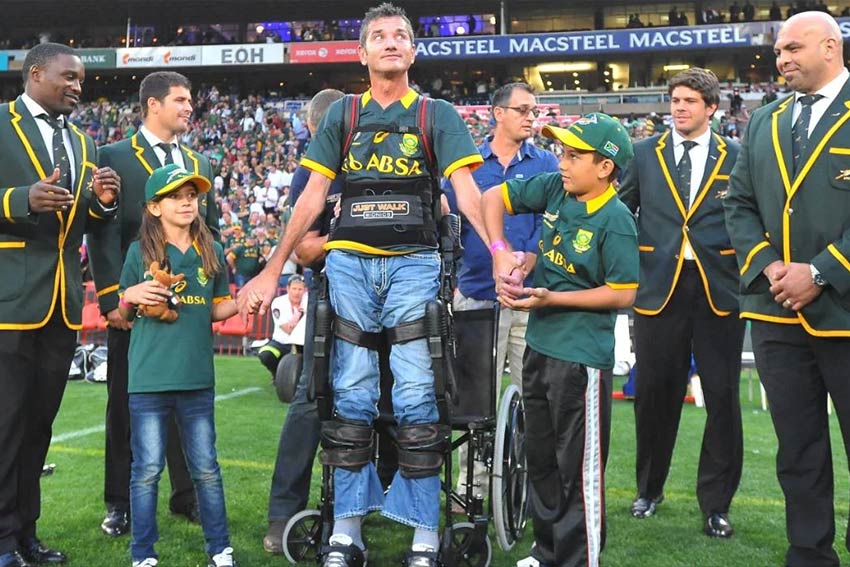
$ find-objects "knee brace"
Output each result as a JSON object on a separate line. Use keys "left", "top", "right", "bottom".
{"left": 396, "top": 423, "right": 451, "bottom": 479}
{"left": 320, "top": 418, "right": 374, "bottom": 472}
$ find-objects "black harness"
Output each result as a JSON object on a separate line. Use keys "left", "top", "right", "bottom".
{"left": 329, "top": 93, "right": 441, "bottom": 249}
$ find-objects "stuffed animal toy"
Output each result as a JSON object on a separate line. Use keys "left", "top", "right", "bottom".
{"left": 137, "top": 261, "right": 185, "bottom": 323}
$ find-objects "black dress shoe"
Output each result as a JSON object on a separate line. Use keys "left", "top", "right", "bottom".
{"left": 630, "top": 494, "right": 664, "bottom": 518}
{"left": 0, "top": 551, "right": 32, "bottom": 567}
{"left": 704, "top": 512, "right": 734, "bottom": 538}
{"left": 170, "top": 502, "right": 201, "bottom": 524}
{"left": 101, "top": 507, "right": 130, "bottom": 537}
{"left": 19, "top": 539, "right": 66, "bottom": 564}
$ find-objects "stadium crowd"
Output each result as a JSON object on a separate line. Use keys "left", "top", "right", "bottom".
{"left": 65, "top": 76, "right": 774, "bottom": 287}
{"left": 3, "top": 0, "right": 848, "bottom": 50}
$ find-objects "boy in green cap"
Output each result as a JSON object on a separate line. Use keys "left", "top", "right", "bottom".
{"left": 482, "top": 112, "right": 639, "bottom": 567}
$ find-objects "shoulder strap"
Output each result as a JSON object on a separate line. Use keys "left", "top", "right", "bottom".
{"left": 417, "top": 96, "right": 437, "bottom": 179}
{"left": 338, "top": 94, "right": 438, "bottom": 180}
{"left": 339, "top": 94, "right": 361, "bottom": 166}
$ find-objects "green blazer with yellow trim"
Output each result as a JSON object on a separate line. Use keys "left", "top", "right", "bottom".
{"left": 725, "top": 78, "right": 850, "bottom": 336}
{"left": 0, "top": 96, "right": 115, "bottom": 330}
{"left": 619, "top": 130, "right": 741, "bottom": 316}
{"left": 87, "top": 133, "right": 218, "bottom": 315}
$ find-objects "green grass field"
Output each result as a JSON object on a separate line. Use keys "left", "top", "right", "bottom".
{"left": 43, "top": 356, "right": 850, "bottom": 567}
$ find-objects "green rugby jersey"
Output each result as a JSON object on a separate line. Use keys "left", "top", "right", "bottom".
{"left": 301, "top": 88, "right": 483, "bottom": 256}
{"left": 502, "top": 175, "right": 639, "bottom": 369}
{"left": 231, "top": 244, "right": 260, "bottom": 277}
{"left": 120, "top": 240, "right": 231, "bottom": 393}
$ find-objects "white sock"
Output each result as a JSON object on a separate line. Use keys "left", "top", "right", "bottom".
{"left": 412, "top": 528, "right": 439, "bottom": 551}
{"left": 331, "top": 516, "right": 364, "bottom": 550}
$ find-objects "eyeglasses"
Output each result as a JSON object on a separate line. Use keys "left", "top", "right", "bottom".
{"left": 501, "top": 105, "right": 541, "bottom": 118}
{"left": 288, "top": 275, "right": 305, "bottom": 284}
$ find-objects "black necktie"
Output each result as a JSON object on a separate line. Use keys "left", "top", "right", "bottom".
{"left": 677, "top": 140, "right": 697, "bottom": 210}
{"left": 792, "top": 94, "right": 824, "bottom": 171}
{"left": 38, "top": 114, "right": 72, "bottom": 190}
{"left": 157, "top": 142, "right": 175, "bottom": 165}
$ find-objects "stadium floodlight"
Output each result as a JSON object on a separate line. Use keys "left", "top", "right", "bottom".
{"left": 536, "top": 62, "right": 594, "bottom": 73}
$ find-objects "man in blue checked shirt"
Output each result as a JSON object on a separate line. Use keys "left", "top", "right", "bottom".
{"left": 443, "top": 82, "right": 559, "bottom": 504}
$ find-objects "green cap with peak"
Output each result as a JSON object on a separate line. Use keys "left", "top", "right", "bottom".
{"left": 145, "top": 163, "right": 211, "bottom": 202}
{"left": 542, "top": 112, "right": 634, "bottom": 170}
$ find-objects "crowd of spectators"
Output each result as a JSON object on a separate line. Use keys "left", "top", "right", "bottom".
{"left": 66, "top": 76, "right": 788, "bottom": 284}
{"left": 3, "top": 1, "right": 848, "bottom": 50}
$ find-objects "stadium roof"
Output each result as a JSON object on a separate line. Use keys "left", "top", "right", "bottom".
{"left": 0, "top": 0, "right": 673, "bottom": 26}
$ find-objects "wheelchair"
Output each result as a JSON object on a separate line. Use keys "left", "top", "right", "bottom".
{"left": 281, "top": 216, "right": 530, "bottom": 566}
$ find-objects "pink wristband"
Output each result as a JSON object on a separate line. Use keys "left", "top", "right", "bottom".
{"left": 119, "top": 297, "right": 135, "bottom": 310}
{"left": 489, "top": 239, "right": 507, "bottom": 254}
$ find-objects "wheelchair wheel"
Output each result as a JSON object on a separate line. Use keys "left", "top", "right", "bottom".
{"left": 492, "top": 384, "right": 529, "bottom": 551}
{"left": 283, "top": 509, "right": 322, "bottom": 564}
{"left": 447, "top": 522, "right": 491, "bottom": 567}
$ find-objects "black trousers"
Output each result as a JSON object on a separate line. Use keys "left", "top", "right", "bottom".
{"left": 751, "top": 321, "right": 850, "bottom": 567}
{"left": 104, "top": 327, "right": 195, "bottom": 512}
{"left": 0, "top": 313, "right": 75, "bottom": 554}
{"left": 523, "top": 348, "right": 612, "bottom": 567}
{"left": 258, "top": 339, "right": 303, "bottom": 376}
{"left": 268, "top": 282, "right": 320, "bottom": 522}
{"left": 633, "top": 264, "right": 744, "bottom": 516}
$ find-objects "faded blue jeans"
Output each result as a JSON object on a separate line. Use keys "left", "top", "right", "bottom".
{"left": 129, "top": 388, "right": 231, "bottom": 561}
{"left": 325, "top": 249, "right": 441, "bottom": 531}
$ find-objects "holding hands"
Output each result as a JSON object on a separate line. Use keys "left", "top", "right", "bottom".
{"left": 493, "top": 249, "right": 546, "bottom": 311}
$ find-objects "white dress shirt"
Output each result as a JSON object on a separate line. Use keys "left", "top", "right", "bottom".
{"left": 671, "top": 126, "right": 713, "bottom": 259}
{"left": 21, "top": 93, "right": 77, "bottom": 187}
{"left": 139, "top": 125, "right": 185, "bottom": 168}
{"left": 792, "top": 67, "right": 850, "bottom": 135}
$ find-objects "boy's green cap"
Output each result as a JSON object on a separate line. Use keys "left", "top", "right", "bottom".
{"left": 542, "top": 112, "right": 634, "bottom": 170}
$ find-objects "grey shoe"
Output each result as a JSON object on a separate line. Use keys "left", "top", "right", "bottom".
{"left": 405, "top": 545, "right": 438, "bottom": 567}
{"left": 321, "top": 535, "right": 367, "bottom": 567}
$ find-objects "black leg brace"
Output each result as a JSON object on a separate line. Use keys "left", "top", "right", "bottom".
{"left": 396, "top": 423, "right": 451, "bottom": 479}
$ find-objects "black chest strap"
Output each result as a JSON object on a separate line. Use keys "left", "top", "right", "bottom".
{"left": 339, "top": 93, "right": 437, "bottom": 179}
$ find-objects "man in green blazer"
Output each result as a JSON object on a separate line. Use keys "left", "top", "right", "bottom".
{"left": 724, "top": 12, "right": 850, "bottom": 566}
{"left": 619, "top": 68, "right": 744, "bottom": 540}
{"left": 87, "top": 71, "right": 218, "bottom": 539}
{"left": 0, "top": 43, "right": 120, "bottom": 567}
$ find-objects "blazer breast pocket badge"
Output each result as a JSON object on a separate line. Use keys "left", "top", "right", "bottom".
{"left": 835, "top": 168, "right": 850, "bottom": 181}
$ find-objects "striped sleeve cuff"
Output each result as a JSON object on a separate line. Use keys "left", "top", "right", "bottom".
{"left": 443, "top": 154, "right": 484, "bottom": 179}
{"left": 300, "top": 157, "right": 337, "bottom": 180}
{"left": 606, "top": 282, "right": 638, "bottom": 290}
{"left": 500, "top": 183, "right": 515, "bottom": 216}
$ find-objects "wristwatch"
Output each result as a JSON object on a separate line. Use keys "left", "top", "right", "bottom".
{"left": 810, "top": 264, "right": 827, "bottom": 287}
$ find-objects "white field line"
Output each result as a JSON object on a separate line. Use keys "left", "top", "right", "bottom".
{"left": 50, "top": 387, "right": 262, "bottom": 445}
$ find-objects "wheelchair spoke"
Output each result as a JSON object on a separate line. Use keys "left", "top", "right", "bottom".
{"left": 284, "top": 509, "right": 323, "bottom": 564}
{"left": 449, "top": 523, "right": 492, "bottom": 567}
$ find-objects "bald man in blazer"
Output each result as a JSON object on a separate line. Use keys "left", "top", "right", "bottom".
{"left": 725, "top": 12, "right": 850, "bottom": 566}
{"left": 619, "top": 68, "right": 744, "bottom": 540}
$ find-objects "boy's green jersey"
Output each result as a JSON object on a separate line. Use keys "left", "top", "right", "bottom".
{"left": 502, "top": 174, "right": 639, "bottom": 369}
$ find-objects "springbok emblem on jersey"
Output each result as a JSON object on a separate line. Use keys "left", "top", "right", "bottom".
{"left": 835, "top": 169, "right": 850, "bottom": 181}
